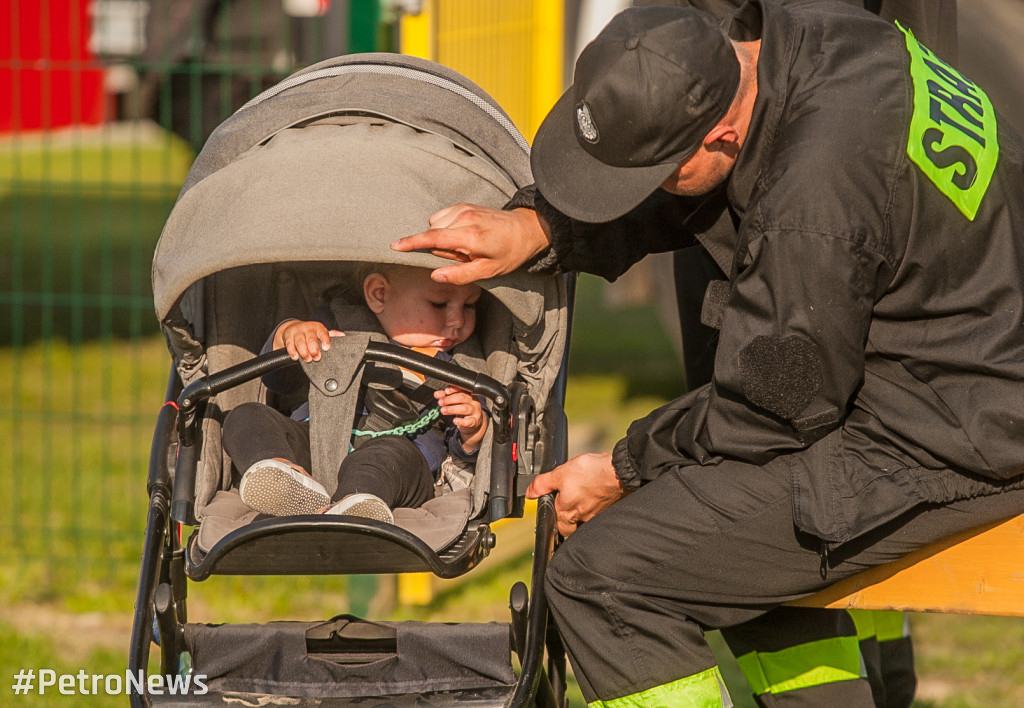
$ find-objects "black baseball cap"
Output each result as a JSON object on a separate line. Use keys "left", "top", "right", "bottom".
{"left": 532, "top": 6, "right": 741, "bottom": 223}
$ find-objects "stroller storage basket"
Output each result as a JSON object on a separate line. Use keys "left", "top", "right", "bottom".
{"left": 185, "top": 616, "right": 515, "bottom": 698}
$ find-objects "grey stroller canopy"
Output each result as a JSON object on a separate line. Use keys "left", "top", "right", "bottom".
{"left": 150, "top": 53, "right": 568, "bottom": 543}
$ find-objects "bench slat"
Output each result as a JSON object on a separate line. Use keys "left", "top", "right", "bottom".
{"left": 788, "top": 515, "right": 1024, "bottom": 616}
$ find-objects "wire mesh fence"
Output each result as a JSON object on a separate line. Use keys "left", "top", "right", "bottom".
{"left": 0, "top": 0, "right": 379, "bottom": 596}
{"left": 1, "top": 0, "right": 563, "bottom": 602}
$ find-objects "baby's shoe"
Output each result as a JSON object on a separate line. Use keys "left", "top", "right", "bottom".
{"left": 323, "top": 493, "right": 394, "bottom": 524}
{"left": 239, "top": 459, "right": 330, "bottom": 516}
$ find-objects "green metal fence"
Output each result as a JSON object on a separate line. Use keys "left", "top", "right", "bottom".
{"left": 1, "top": 0, "right": 385, "bottom": 602}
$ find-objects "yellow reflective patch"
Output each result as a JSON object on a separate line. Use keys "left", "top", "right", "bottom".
{"left": 899, "top": 23, "right": 999, "bottom": 221}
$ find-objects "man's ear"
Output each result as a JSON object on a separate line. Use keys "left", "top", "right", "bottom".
{"left": 363, "top": 273, "right": 389, "bottom": 314}
{"left": 704, "top": 124, "right": 740, "bottom": 149}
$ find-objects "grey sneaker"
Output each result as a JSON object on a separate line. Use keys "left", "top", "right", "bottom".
{"left": 239, "top": 459, "right": 330, "bottom": 516}
{"left": 324, "top": 493, "right": 394, "bottom": 524}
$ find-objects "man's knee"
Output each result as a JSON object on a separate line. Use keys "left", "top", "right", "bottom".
{"left": 545, "top": 528, "right": 619, "bottom": 605}
{"left": 544, "top": 540, "right": 583, "bottom": 611}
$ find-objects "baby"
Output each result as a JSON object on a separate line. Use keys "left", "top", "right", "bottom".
{"left": 222, "top": 264, "right": 487, "bottom": 523}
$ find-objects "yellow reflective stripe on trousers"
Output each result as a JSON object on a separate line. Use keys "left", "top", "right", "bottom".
{"left": 735, "top": 636, "right": 862, "bottom": 695}
{"left": 848, "top": 609, "right": 909, "bottom": 643}
{"left": 871, "top": 610, "right": 910, "bottom": 643}
{"left": 588, "top": 667, "right": 732, "bottom": 708}
{"left": 848, "top": 609, "right": 877, "bottom": 641}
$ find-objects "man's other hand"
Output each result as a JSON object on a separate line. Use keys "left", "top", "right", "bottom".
{"left": 526, "top": 452, "right": 629, "bottom": 536}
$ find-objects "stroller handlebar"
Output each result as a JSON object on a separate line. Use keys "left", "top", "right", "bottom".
{"left": 176, "top": 343, "right": 512, "bottom": 440}
{"left": 364, "top": 342, "right": 511, "bottom": 416}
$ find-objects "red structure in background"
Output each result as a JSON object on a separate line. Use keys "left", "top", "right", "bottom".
{"left": 0, "top": 0, "right": 107, "bottom": 132}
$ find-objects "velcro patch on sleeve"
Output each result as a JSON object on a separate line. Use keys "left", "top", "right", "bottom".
{"left": 700, "top": 280, "right": 730, "bottom": 330}
{"left": 737, "top": 335, "right": 823, "bottom": 420}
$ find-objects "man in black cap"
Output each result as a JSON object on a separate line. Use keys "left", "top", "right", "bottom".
{"left": 628, "top": 3, "right": 953, "bottom": 707}
{"left": 394, "top": 1, "right": 1024, "bottom": 706}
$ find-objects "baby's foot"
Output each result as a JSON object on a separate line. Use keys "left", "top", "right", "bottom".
{"left": 239, "top": 459, "right": 330, "bottom": 516}
{"left": 323, "top": 493, "right": 394, "bottom": 524}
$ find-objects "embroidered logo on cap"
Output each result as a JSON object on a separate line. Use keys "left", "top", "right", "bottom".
{"left": 576, "top": 102, "right": 599, "bottom": 144}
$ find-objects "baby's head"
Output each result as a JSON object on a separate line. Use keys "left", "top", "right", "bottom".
{"left": 361, "top": 264, "right": 481, "bottom": 351}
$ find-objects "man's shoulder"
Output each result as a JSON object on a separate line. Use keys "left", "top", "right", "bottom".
{"left": 751, "top": 112, "right": 903, "bottom": 248}
{"left": 759, "top": 22, "right": 911, "bottom": 218}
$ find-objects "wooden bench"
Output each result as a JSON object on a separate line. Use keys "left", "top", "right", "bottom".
{"left": 399, "top": 512, "right": 1024, "bottom": 614}
{"left": 788, "top": 515, "right": 1024, "bottom": 616}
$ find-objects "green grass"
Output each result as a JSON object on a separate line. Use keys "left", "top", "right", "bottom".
{"left": 1, "top": 187, "right": 177, "bottom": 344}
{"left": 563, "top": 274, "right": 688, "bottom": 452}
{"left": 568, "top": 274, "right": 687, "bottom": 397}
{"left": 0, "top": 338, "right": 166, "bottom": 607}
{"left": 1, "top": 129, "right": 191, "bottom": 345}
{"left": 909, "top": 613, "right": 1024, "bottom": 707}
{"left": 0, "top": 621, "right": 132, "bottom": 708}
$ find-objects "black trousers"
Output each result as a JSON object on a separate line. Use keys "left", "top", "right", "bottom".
{"left": 222, "top": 402, "right": 435, "bottom": 508}
{"left": 545, "top": 454, "right": 1024, "bottom": 706}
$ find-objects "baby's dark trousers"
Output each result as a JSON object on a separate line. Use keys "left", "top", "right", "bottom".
{"left": 223, "top": 401, "right": 435, "bottom": 508}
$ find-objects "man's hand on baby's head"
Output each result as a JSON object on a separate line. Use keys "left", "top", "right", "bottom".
{"left": 390, "top": 203, "right": 551, "bottom": 285}
{"left": 275, "top": 320, "right": 344, "bottom": 363}
{"left": 435, "top": 386, "right": 487, "bottom": 452}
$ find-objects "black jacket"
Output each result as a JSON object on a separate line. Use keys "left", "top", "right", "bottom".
{"left": 523, "top": 0, "right": 1024, "bottom": 543}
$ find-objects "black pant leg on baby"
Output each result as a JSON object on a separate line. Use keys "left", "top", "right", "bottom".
{"left": 335, "top": 436, "right": 435, "bottom": 509}
{"left": 222, "top": 402, "right": 312, "bottom": 487}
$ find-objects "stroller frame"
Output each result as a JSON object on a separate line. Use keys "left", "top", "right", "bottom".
{"left": 132, "top": 52, "right": 574, "bottom": 706}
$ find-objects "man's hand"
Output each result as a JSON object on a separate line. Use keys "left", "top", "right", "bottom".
{"left": 436, "top": 386, "right": 487, "bottom": 453}
{"left": 391, "top": 204, "right": 550, "bottom": 285}
{"left": 273, "top": 320, "right": 344, "bottom": 362}
{"left": 525, "top": 452, "right": 629, "bottom": 536}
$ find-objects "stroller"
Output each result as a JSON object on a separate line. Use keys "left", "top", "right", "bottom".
{"left": 130, "top": 53, "right": 571, "bottom": 707}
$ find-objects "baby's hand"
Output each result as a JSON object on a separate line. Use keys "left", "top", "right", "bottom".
{"left": 273, "top": 320, "right": 344, "bottom": 362}
{"left": 436, "top": 386, "right": 487, "bottom": 453}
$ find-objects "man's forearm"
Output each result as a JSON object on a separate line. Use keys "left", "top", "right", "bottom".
{"left": 505, "top": 184, "right": 701, "bottom": 280}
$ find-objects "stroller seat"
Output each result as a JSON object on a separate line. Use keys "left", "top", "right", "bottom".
{"left": 173, "top": 322, "right": 542, "bottom": 580}
{"left": 179, "top": 334, "right": 532, "bottom": 580}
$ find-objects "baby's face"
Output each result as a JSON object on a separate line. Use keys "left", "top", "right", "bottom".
{"left": 365, "top": 267, "right": 481, "bottom": 351}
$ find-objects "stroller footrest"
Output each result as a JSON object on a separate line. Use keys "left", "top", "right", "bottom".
{"left": 186, "top": 515, "right": 493, "bottom": 580}
{"left": 184, "top": 616, "right": 515, "bottom": 700}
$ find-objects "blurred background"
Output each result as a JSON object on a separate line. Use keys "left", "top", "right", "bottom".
{"left": 2, "top": 1, "right": 1023, "bottom": 706}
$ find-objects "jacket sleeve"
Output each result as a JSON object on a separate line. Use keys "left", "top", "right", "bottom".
{"left": 613, "top": 227, "right": 894, "bottom": 487}
{"left": 506, "top": 185, "right": 704, "bottom": 280}
{"left": 445, "top": 424, "right": 479, "bottom": 462}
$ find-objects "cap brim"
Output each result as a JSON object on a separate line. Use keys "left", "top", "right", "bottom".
{"left": 531, "top": 88, "right": 683, "bottom": 224}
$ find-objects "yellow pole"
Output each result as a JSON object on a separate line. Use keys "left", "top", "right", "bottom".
{"left": 398, "top": 573, "right": 436, "bottom": 606}
{"left": 399, "top": 0, "right": 436, "bottom": 60}
{"left": 528, "top": 0, "right": 565, "bottom": 140}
